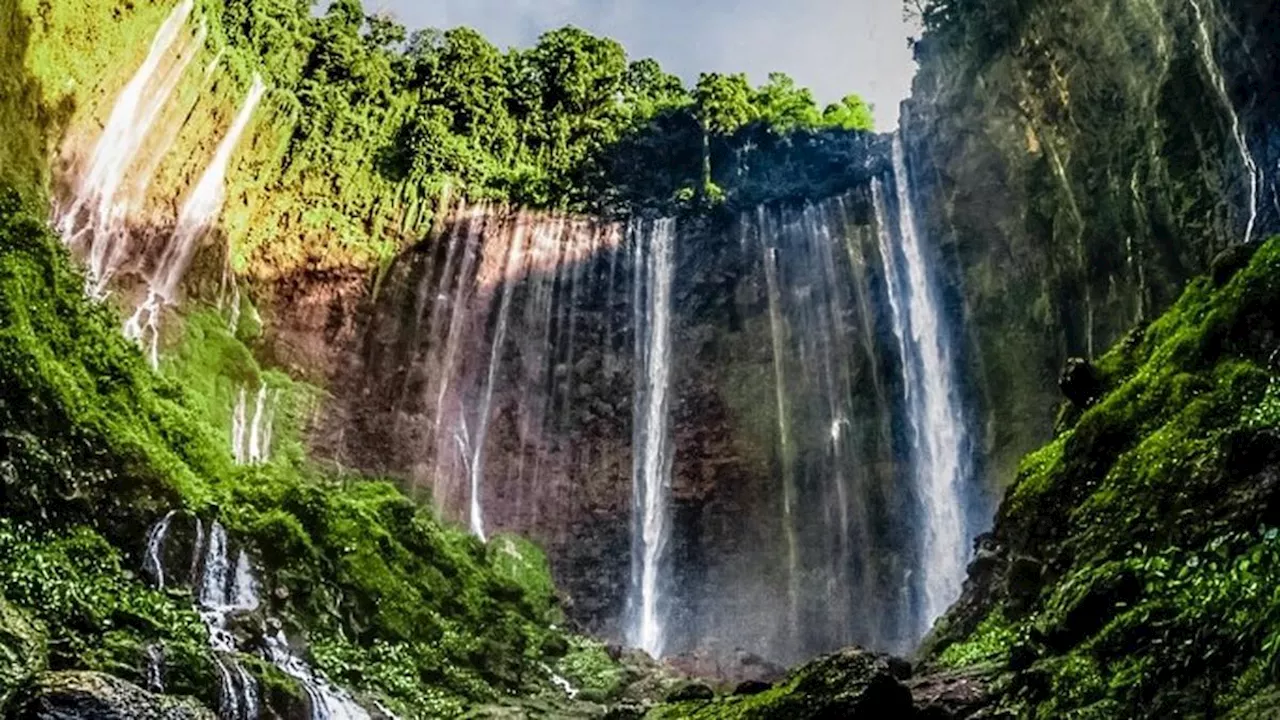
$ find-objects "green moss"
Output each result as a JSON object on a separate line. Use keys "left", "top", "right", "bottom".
{"left": 0, "top": 181, "right": 615, "bottom": 716}
{"left": 555, "top": 637, "right": 624, "bottom": 700}
{"left": 646, "top": 650, "right": 908, "bottom": 719}
{"left": 932, "top": 238, "right": 1280, "bottom": 718}
{"left": 0, "top": 520, "right": 216, "bottom": 705}
{"left": 936, "top": 609, "right": 1016, "bottom": 669}
{"left": 0, "top": 595, "right": 47, "bottom": 708}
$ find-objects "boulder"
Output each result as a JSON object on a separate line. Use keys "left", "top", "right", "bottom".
{"left": 9, "top": 671, "right": 216, "bottom": 719}
{"left": 1058, "top": 358, "right": 1103, "bottom": 410}
{"left": 779, "top": 649, "right": 915, "bottom": 717}
{"left": 1211, "top": 242, "right": 1259, "bottom": 287}
{"left": 908, "top": 667, "right": 993, "bottom": 719}
{"left": 683, "top": 649, "right": 913, "bottom": 718}
{"left": 732, "top": 680, "right": 771, "bottom": 696}
{"left": 665, "top": 680, "right": 715, "bottom": 703}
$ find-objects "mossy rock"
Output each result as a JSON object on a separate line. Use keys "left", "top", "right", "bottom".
{"left": 0, "top": 597, "right": 46, "bottom": 708}
{"left": 7, "top": 671, "right": 216, "bottom": 719}
{"left": 646, "top": 649, "right": 913, "bottom": 719}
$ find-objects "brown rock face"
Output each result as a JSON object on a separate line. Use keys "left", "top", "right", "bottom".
{"left": 265, "top": 190, "right": 976, "bottom": 667}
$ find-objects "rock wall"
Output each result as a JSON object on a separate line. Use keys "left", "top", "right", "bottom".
{"left": 269, "top": 190, "right": 944, "bottom": 666}
{"left": 904, "top": 0, "right": 1280, "bottom": 483}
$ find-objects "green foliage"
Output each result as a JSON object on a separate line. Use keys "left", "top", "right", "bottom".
{"left": 555, "top": 637, "right": 624, "bottom": 701}
{"left": 821, "top": 95, "right": 876, "bottom": 132}
{"left": 0, "top": 188, "right": 608, "bottom": 716}
{"left": 932, "top": 237, "right": 1280, "bottom": 718}
{"left": 0, "top": 520, "right": 216, "bottom": 703}
{"left": 199, "top": 1, "right": 877, "bottom": 272}
{"left": 937, "top": 609, "right": 1015, "bottom": 669}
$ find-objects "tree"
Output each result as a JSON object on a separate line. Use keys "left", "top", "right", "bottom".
{"left": 822, "top": 94, "right": 876, "bottom": 132}
{"left": 754, "top": 72, "right": 821, "bottom": 133}
{"left": 693, "top": 73, "right": 755, "bottom": 192}
{"left": 622, "top": 58, "right": 689, "bottom": 122}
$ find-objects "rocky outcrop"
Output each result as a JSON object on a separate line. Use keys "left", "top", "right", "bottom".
{"left": 919, "top": 239, "right": 1280, "bottom": 716}
{"left": 647, "top": 648, "right": 916, "bottom": 719}
{"left": 8, "top": 672, "right": 216, "bottom": 720}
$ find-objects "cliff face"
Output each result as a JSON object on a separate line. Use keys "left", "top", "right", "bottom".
{"left": 904, "top": 0, "right": 1280, "bottom": 484}
{"left": 272, "top": 192, "right": 931, "bottom": 666}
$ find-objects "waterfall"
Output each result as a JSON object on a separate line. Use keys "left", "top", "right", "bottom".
{"left": 761, "top": 241, "right": 801, "bottom": 634}
{"left": 232, "top": 385, "right": 274, "bottom": 466}
{"left": 145, "top": 644, "right": 166, "bottom": 694}
{"left": 140, "top": 513, "right": 384, "bottom": 719}
{"left": 626, "top": 218, "right": 676, "bottom": 659}
{"left": 57, "top": 0, "right": 200, "bottom": 292}
{"left": 265, "top": 630, "right": 372, "bottom": 720}
{"left": 126, "top": 75, "right": 267, "bottom": 365}
{"left": 748, "top": 199, "right": 902, "bottom": 657}
{"left": 195, "top": 521, "right": 262, "bottom": 720}
{"left": 246, "top": 385, "right": 273, "bottom": 465}
{"left": 1190, "top": 0, "right": 1261, "bottom": 244}
{"left": 232, "top": 388, "right": 248, "bottom": 465}
{"left": 874, "top": 134, "right": 971, "bottom": 638}
{"left": 144, "top": 510, "right": 178, "bottom": 588}
{"left": 467, "top": 215, "right": 531, "bottom": 540}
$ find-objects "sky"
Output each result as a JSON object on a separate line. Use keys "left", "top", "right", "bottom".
{"left": 368, "top": 0, "right": 920, "bottom": 130}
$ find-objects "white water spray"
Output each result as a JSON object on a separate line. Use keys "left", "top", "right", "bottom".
{"left": 626, "top": 219, "right": 676, "bottom": 658}
{"left": 231, "top": 385, "right": 273, "bottom": 466}
{"left": 467, "top": 218, "right": 530, "bottom": 540}
{"left": 126, "top": 75, "right": 267, "bottom": 363}
{"left": 144, "top": 514, "right": 381, "bottom": 720}
{"left": 57, "top": 0, "right": 198, "bottom": 291}
{"left": 1190, "top": 0, "right": 1260, "bottom": 244}
{"left": 143, "top": 510, "right": 177, "bottom": 588}
{"left": 874, "top": 134, "right": 971, "bottom": 637}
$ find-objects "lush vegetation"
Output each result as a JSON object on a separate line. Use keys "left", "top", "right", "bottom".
{"left": 24, "top": 0, "right": 871, "bottom": 278}
{"left": 0, "top": 180, "right": 609, "bottom": 716}
{"left": 213, "top": 0, "right": 877, "bottom": 274}
{"left": 924, "top": 238, "right": 1280, "bottom": 717}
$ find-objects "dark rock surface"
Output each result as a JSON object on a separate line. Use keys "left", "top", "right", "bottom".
{"left": 8, "top": 672, "right": 216, "bottom": 720}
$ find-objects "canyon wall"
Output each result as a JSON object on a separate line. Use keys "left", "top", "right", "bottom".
{"left": 34, "top": 0, "right": 1280, "bottom": 677}
{"left": 272, "top": 192, "right": 939, "bottom": 666}
{"left": 904, "top": 0, "right": 1280, "bottom": 482}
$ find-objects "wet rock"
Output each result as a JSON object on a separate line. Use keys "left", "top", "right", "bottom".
{"left": 9, "top": 671, "right": 216, "bottom": 719}
{"left": 665, "top": 680, "right": 715, "bottom": 703}
{"left": 733, "top": 680, "right": 771, "bottom": 696}
{"left": 1005, "top": 555, "right": 1043, "bottom": 611}
{"left": 1058, "top": 358, "right": 1103, "bottom": 410}
{"left": 1211, "top": 242, "right": 1259, "bottom": 287}
{"left": 683, "top": 648, "right": 913, "bottom": 718}
{"left": 602, "top": 702, "right": 649, "bottom": 720}
{"left": 783, "top": 649, "right": 914, "bottom": 716}
{"left": 909, "top": 668, "right": 993, "bottom": 719}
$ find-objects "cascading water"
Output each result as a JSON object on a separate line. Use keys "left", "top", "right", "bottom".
{"left": 56, "top": 0, "right": 200, "bottom": 292}
{"left": 198, "top": 522, "right": 262, "bottom": 720}
{"left": 337, "top": 193, "right": 975, "bottom": 662}
{"left": 466, "top": 215, "right": 531, "bottom": 539}
{"left": 144, "top": 514, "right": 379, "bottom": 720}
{"left": 231, "top": 385, "right": 274, "bottom": 466}
{"left": 626, "top": 218, "right": 676, "bottom": 659}
{"left": 874, "top": 134, "right": 972, "bottom": 638}
{"left": 745, "top": 197, "right": 905, "bottom": 658}
{"left": 1190, "top": 0, "right": 1261, "bottom": 245}
{"left": 126, "top": 75, "right": 267, "bottom": 364}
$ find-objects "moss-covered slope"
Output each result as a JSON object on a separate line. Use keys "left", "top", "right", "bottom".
{"left": 919, "top": 238, "right": 1280, "bottom": 717}
{"left": 0, "top": 179, "right": 617, "bottom": 716}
